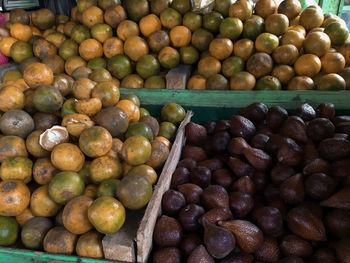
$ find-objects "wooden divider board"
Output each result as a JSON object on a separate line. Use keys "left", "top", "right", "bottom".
{"left": 102, "top": 111, "right": 193, "bottom": 262}
{"left": 136, "top": 111, "right": 193, "bottom": 263}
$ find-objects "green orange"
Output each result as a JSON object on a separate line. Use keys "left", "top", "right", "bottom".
{"left": 0, "top": 216, "right": 18, "bottom": 246}
{"left": 70, "top": 25, "right": 91, "bottom": 44}
{"left": 59, "top": 39, "right": 79, "bottom": 60}
{"left": 10, "top": 41, "right": 33, "bottom": 63}
{"left": 158, "top": 122, "right": 177, "bottom": 141}
{"left": 144, "top": 76, "right": 166, "bottom": 89}
{"left": 203, "top": 11, "right": 224, "bottom": 34}
{"left": 96, "top": 179, "right": 120, "bottom": 197}
{"left": 125, "top": 122, "right": 154, "bottom": 141}
{"left": 120, "top": 136, "right": 152, "bottom": 166}
{"left": 136, "top": 54, "right": 160, "bottom": 79}
{"left": 0, "top": 156, "right": 33, "bottom": 183}
{"left": 222, "top": 56, "right": 245, "bottom": 78}
{"left": 324, "top": 21, "right": 349, "bottom": 46}
{"left": 107, "top": 54, "right": 132, "bottom": 79}
{"left": 158, "top": 47, "right": 180, "bottom": 69}
{"left": 48, "top": 171, "right": 85, "bottom": 204}
{"left": 180, "top": 46, "right": 199, "bottom": 65}
{"left": 242, "top": 16, "right": 264, "bottom": 40}
{"left": 183, "top": 12, "right": 202, "bottom": 32}
{"left": 91, "top": 23, "right": 113, "bottom": 43}
{"left": 87, "top": 57, "right": 107, "bottom": 69}
{"left": 33, "top": 85, "right": 63, "bottom": 114}
{"left": 88, "top": 196, "right": 125, "bottom": 234}
{"left": 116, "top": 175, "right": 152, "bottom": 209}
{"left": 255, "top": 32, "right": 279, "bottom": 54}
{"left": 256, "top": 75, "right": 282, "bottom": 90}
{"left": 161, "top": 103, "right": 185, "bottom": 125}
{"left": 220, "top": 17, "right": 243, "bottom": 40}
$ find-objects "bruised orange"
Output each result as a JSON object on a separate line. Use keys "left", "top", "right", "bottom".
{"left": 116, "top": 100, "right": 140, "bottom": 123}
{"left": 23, "top": 63, "right": 54, "bottom": 89}
{"left": 0, "top": 136, "right": 28, "bottom": 163}
{"left": 103, "top": 37, "right": 124, "bottom": 58}
{"left": 33, "top": 157, "right": 59, "bottom": 185}
{"left": 79, "top": 126, "right": 113, "bottom": 158}
{"left": 0, "top": 180, "right": 30, "bottom": 216}
{"left": 104, "top": 5, "right": 127, "bottom": 28}
{"left": 76, "top": 231, "right": 104, "bottom": 258}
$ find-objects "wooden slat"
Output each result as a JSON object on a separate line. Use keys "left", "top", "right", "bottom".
{"left": 166, "top": 65, "right": 192, "bottom": 89}
{"left": 135, "top": 111, "right": 193, "bottom": 263}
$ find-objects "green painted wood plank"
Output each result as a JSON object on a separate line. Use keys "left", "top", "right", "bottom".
{"left": 0, "top": 246, "right": 124, "bottom": 262}
{"left": 120, "top": 89, "right": 350, "bottom": 111}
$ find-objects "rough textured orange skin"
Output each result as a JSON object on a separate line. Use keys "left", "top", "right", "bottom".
{"left": 51, "top": 143, "right": 85, "bottom": 172}
{"left": 62, "top": 196, "right": 93, "bottom": 234}
{"left": 65, "top": 56, "right": 87, "bottom": 76}
{"left": 33, "top": 157, "right": 59, "bottom": 185}
{"left": 0, "top": 156, "right": 33, "bottom": 183}
{"left": 23, "top": 63, "right": 54, "bottom": 89}
{"left": 75, "top": 98, "right": 103, "bottom": 117}
{"left": 62, "top": 113, "right": 94, "bottom": 137}
{"left": 79, "top": 39, "right": 103, "bottom": 61}
{"left": 82, "top": 6, "right": 104, "bottom": 28}
{"left": 72, "top": 77, "right": 96, "bottom": 100}
{"left": 104, "top": 5, "right": 127, "bottom": 28}
{"left": 146, "top": 140, "right": 170, "bottom": 169}
{"left": 26, "top": 130, "right": 50, "bottom": 158}
{"left": 154, "top": 136, "right": 171, "bottom": 149}
{"left": 30, "top": 185, "right": 62, "bottom": 217}
{"left": 88, "top": 196, "right": 126, "bottom": 234}
{"left": 43, "top": 226, "right": 77, "bottom": 254}
{"left": 79, "top": 126, "right": 113, "bottom": 158}
{"left": 33, "top": 39, "right": 58, "bottom": 60}
{"left": 76, "top": 231, "right": 104, "bottom": 258}
{"left": 90, "top": 156, "right": 123, "bottom": 183}
{"left": 103, "top": 37, "right": 124, "bottom": 58}
{"left": 272, "top": 44, "right": 299, "bottom": 65}
{"left": 15, "top": 208, "right": 34, "bottom": 227}
{"left": 124, "top": 36, "right": 149, "bottom": 62}
{"left": 209, "top": 38, "right": 234, "bottom": 60}
{"left": 0, "top": 136, "right": 28, "bottom": 163}
{"left": 0, "top": 86, "right": 25, "bottom": 112}
{"left": 0, "top": 180, "right": 30, "bottom": 216}
{"left": 121, "top": 135, "right": 152, "bottom": 166}
{"left": 106, "top": 138, "right": 123, "bottom": 159}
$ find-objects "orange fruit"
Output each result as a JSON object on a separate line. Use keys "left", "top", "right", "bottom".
{"left": 294, "top": 54, "right": 321, "bottom": 77}
{"left": 255, "top": 0, "right": 277, "bottom": 19}
{"left": 0, "top": 37, "right": 17, "bottom": 57}
{"left": 187, "top": 75, "right": 206, "bottom": 89}
{"left": 104, "top": 5, "right": 127, "bottom": 28}
{"left": 10, "top": 23, "right": 32, "bottom": 42}
{"left": 79, "top": 126, "right": 113, "bottom": 158}
{"left": 124, "top": 36, "right": 149, "bottom": 62}
{"left": 139, "top": 14, "right": 161, "bottom": 37}
{"left": 23, "top": 63, "right": 54, "bottom": 89}
{"left": 121, "top": 74, "right": 144, "bottom": 89}
{"left": 209, "top": 38, "right": 233, "bottom": 60}
{"left": 103, "top": 37, "right": 124, "bottom": 58}
{"left": 198, "top": 56, "right": 221, "bottom": 78}
{"left": 51, "top": 143, "right": 85, "bottom": 172}
{"left": 82, "top": 6, "right": 104, "bottom": 28}
{"left": 76, "top": 231, "right": 104, "bottom": 258}
{"left": 265, "top": 13, "right": 289, "bottom": 36}
{"left": 90, "top": 156, "right": 123, "bottom": 183}
{"left": 116, "top": 100, "right": 140, "bottom": 123}
{"left": 230, "top": 71, "right": 256, "bottom": 90}
{"left": 281, "top": 30, "right": 305, "bottom": 50}
{"left": 88, "top": 196, "right": 126, "bottom": 234}
{"left": 321, "top": 52, "right": 346, "bottom": 73}
{"left": 116, "top": 20, "right": 140, "bottom": 41}
{"left": 255, "top": 33, "right": 279, "bottom": 54}
{"left": 79, "top": 39, "right": 103, "bottom": 61}
{"left": 169, "top": 25, "right": 192, "bottom": 47}
{"left": 233, "top": 38, "right": 255, "bottom": 60}
{"left": 0, "top": 180, "right": 30, "bottom": 216}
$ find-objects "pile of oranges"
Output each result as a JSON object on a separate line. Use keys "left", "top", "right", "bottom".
{"left": 0, "top": 58, "right": 186, "bottom": 258}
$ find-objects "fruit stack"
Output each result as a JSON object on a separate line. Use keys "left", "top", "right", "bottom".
{"left": 1, "top": 0, "right": 350, "bottom": 90}
{"left": 0, "top": 56, "right": 187, "bottom": 259}
{"left": 152, "top": 102, "right": 350, "bottom": 262}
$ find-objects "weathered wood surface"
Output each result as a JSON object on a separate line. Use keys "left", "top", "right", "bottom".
{"left": 135, "top": 111, "right": 193, "bottom": 263}
{"left": 166, "top": 65, "right": 192, "bottom": 89}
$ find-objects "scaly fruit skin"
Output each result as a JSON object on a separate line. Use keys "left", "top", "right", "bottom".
{"left": 287, "top": 206, "right": 326, "bottom": 241}
{"left": 219, "top": 220, "right": 263, "bottom": 253}
{"left": 243, "top": 147, "right": 272, "bottom": 171}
